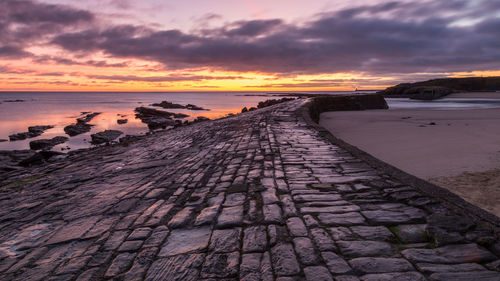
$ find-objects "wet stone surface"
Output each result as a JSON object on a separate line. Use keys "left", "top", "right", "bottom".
{"left": 0, "top": 99, "right": 500, "bottom": 280}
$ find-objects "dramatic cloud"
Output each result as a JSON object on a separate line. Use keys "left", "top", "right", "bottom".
{"left": 0, "top": 45, "right": 32, "bottom": 59}
{"left": 33, "top": 55, "right": 129, "bottom": 68}
{"left": 0, "top": 0, "right": 94, "bottom": 58}
{"left": 2, "top": 0, "right": 500, "bottom": 89}
{"left": 46, "top": 0, "right": 500, "bottom": 75}
{"left": 87, "top": 74, "right": 246, "bottom": 82}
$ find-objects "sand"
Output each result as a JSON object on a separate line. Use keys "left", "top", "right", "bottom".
{"left": 319, "top": 105, "right": 500, "bottom": 216}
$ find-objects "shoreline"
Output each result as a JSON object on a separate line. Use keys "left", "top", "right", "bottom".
{"left": 2, "top": 96, "right": 500, "bottom": 280}
{"left": 319, "top": 98, "right": 500, "bottom": 217}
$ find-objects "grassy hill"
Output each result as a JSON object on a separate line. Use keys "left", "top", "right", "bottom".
{"left": 379, "top": 77, "right": 500, "bottom": 98}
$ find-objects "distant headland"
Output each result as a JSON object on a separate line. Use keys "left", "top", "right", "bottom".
{"left": 378, "top": 76, "right": 500, "bottom": 99}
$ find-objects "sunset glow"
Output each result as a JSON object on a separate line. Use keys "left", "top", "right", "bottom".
{"left": 1, "top": 0, "right": 499, "bottom": 91}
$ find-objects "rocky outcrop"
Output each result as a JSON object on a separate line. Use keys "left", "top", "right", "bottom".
{"left": 64, "top": 112, "right": 101, "bottom": 136}
{"left": 378, "top": 77, "right": 500, "bottom": 99}
{"left": 3, "top": 99, "right": 25, "bottom": 102}
{"left": 135, "top": 107, "right": 188, "bottom": 130}
{"left": 19, "top": 150, "right": 64, "bottom": 167}
{"left": 29, "top": 136, "right": 68, "bottom": 150}
{"left": 152, "top": 101, "right": 185, "bottom": 109}
{"left": 77, "top": 112, "right": 101, "bottom": 123}
{"left": 9, "top": 125, "right": 54, "bottom": 141}
{"left": 64, "top": 121, "right": 93, "bottom": 136}
{"left": 117, "top": 119, "right": 128, "bottom": 124}
{"left": 380, "top": 84, "right": 451, "bottom": 100}
{"left": 0, "top": 150, "right": 36, "bottom": 171}
{"left": 194, "top": 116, "right": 210, "bottom": 122}
{"left": 91, "top": 130, "right": 123, "bottom": 144}
{"left": 152, "top": 101, "right": 209, "bottom": 111}
{"left": 186, "top": 104, "right": 207, "bottom": 111}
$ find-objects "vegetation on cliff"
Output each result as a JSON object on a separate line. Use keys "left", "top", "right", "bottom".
{"left": 379, "top": 77, "right": 500, "bottom": 98}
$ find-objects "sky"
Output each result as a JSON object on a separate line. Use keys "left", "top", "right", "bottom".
{"left": 1, "top": 0, "right": 500, "bottom": 91}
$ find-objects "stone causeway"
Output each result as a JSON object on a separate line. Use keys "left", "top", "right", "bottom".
{"left": 1, "top": 99, "right": 500, "bottom": 280}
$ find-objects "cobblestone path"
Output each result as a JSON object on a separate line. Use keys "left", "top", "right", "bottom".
{"left": 1, "top": 100, "right": 500, "bottom": 280}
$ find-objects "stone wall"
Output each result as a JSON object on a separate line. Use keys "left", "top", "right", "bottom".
{"left": 303, "top": 96, "right": 500, "bottom": 233}
{"left": 308, "top": 93, "right": 388, "bottom": 123}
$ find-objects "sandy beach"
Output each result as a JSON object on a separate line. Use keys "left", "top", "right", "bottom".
{"left": 320, "top": 93, "right": 500, "bottom": 216}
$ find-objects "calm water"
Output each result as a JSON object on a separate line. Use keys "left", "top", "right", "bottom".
{"left": 386, "top": 97, "right": 500, "bottom": 110}
{"left": 0, "top": 91, "right": 351, "bottom": 151}
{"left": 2, "top": 92, "right": 498, "bottom": 152}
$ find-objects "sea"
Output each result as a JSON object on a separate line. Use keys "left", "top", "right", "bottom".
{"left": 1, "top": 91, "right": 500, "bottom": 152}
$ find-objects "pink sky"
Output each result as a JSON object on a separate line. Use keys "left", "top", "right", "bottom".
{"left": 0, "top": 0, "right": 499, "bottom": 91}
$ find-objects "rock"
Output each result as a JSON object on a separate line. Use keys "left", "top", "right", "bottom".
{"left": 304, "top": 266, "right": 333, "bottom": 281}
{"left": 19, "top": 150, "right": 64, "bottom": 167}
{"left": 293, "top": 237, "right": 320, "bottom": 265}
{"left": 8, "top": 132, "right": 31, "bottom": 141}
{"left": 243, "top": 226, "right": 267, "bottom": 252}
{"left": 134, "top": 107, "right": 179, "bottom": 130}
{"left": 337, "top": 241, "right": 394, "bottom": 258}
{"left": 194, "top": 116, "right": 210, "bottom": 122}
{"left": 77, "top": 112, "right": 101, "bottom": 123}
{"left": 201, "top": 252, "right": 240, "bottom": 278}
{"left": 217, "top": 206, "right": 244, "bottom": 227}
{"left": 152, "top": 100, "right": 208, "bottom": 111}
{"left": 29, "top": 136, "right": 68, "bottom": 150}
{"left": 402, "top": 243, "right": 497, "bottom": 264}
{"left": 146, "top": 118, "right": 176, "bottom": 130}
{"left": 158, "top": 227, "right": 211, "bottom": 257}
{"left": 186, "top": 104, "right": 208, "bottom": 111}
{"left": 209, "top": 228, "right": 241, "bottom": 253}
{"left": 152, "top": 101, "right": 185, "bottom": 109}
{"left": 429, "top": 271, "right": 500, "bottom": 280}
{"left": 318, "top": 212, "right": 366, "bottom": 226}
{"left": 350, "top": 226, "right": 396, "bottom": 242}
{"left": 146, "top": 254, "right": 204, "bottom": 281}
{"left": 28, "top": 125, "right": 54, "bottom": 134}
{"left": 0, "top": 139, "right": 7, "bottom": 142}
{"left": 3, "top": 99, "right": 25, "bottom": 102}
{"left": 426, "top": 213, "right": 475, "bottom": 246}
{"left": 321, "top": 252, "right": 352, "bottom": 274}
{"left": 173, "top": 113, "right": 189, "bottom": 118}
{"left": 90, "top": 130, "right": 123, "bottom": 144}
{"left": 271, "top": 243, "right": 301, "bottom": 276}
{"left": 408, "top": 86, "right": 452, "bottom": 100}
{"left": 361, "top": 206, "right": 426, "bottom": 225}
{"left": 349, "top": 257, "right": 414, "bottom": 274}
{"left": 241, "top": 107, "right": 248, "bottom": 113}
{"left": 361, "top": 272, "right": 426, "bottom": 281}
{"left": 416, "top": 262, "right": 487, "bottom": 274}
{"left": 9, "top": 125, "right": 54, "bottom": 141}
{"left": 64, "top": 112, "right": 101, "bottom": 136}
{"left": 0, "top": 150, "right": 36, "bottom": 171}
{"left": 64, "top": 121, "right": 93, "bottom": 136}
{"left": 117, "top": 119, "right": 128, "bottom": 124}
{"left": 392, "top": 224, "right": 429, "bottom": 243}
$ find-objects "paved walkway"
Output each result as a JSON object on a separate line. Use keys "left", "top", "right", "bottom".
{"left": 1, "top": 100, "right": 500, "bottom": 280}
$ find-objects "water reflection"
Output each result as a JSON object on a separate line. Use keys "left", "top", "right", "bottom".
{"left": 0, "top": 92, "right": 323, "bottom": 151}
{"left": 386, "top": 98, "right": 500, "bottom": 110}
